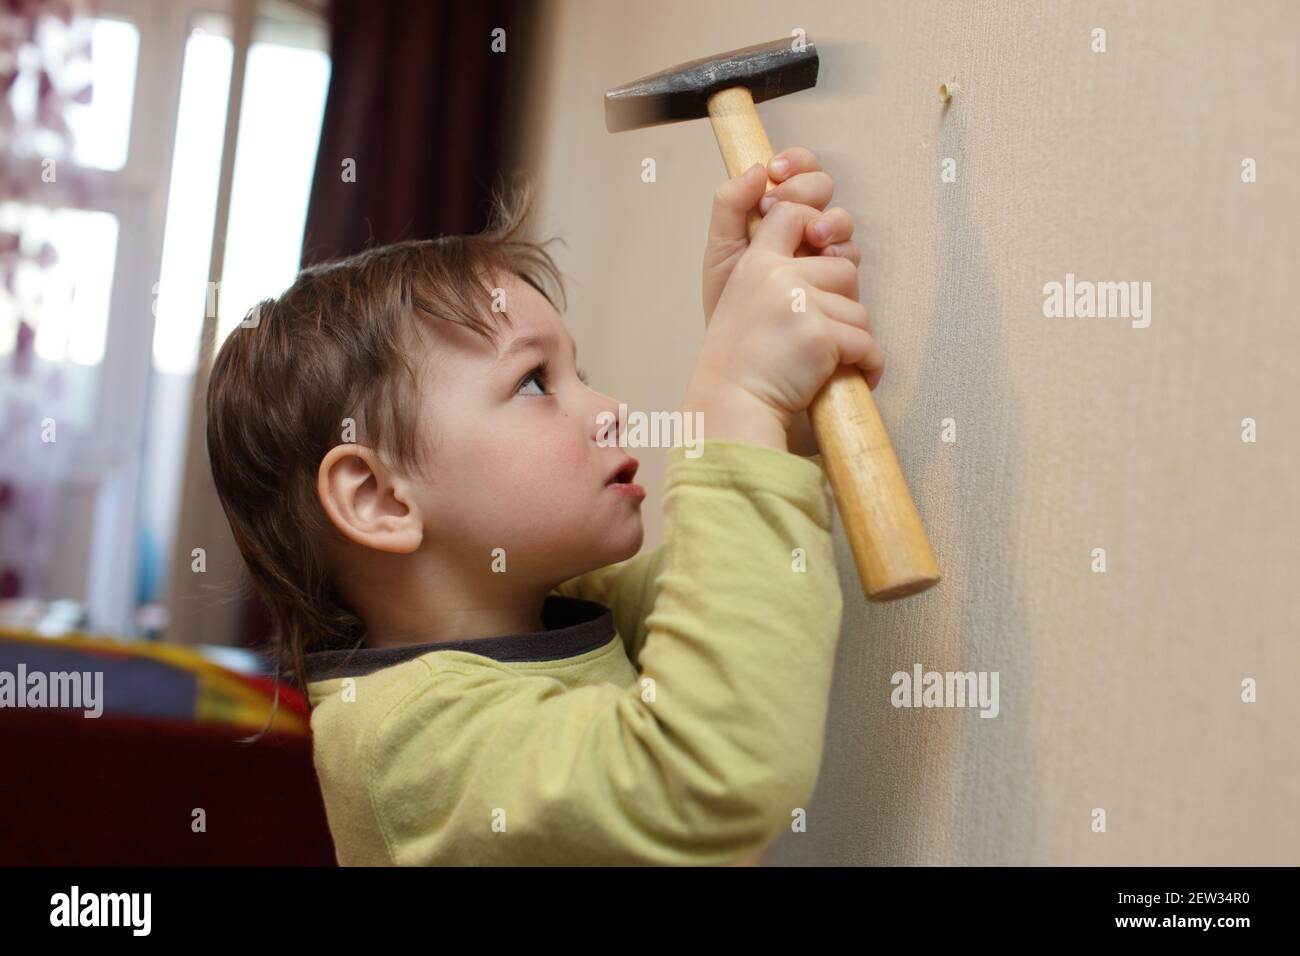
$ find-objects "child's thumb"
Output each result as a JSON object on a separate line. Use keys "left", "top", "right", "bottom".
{"left": 736, "top": 161, "right": 770, "bottom": 197}
{"left": 709, "top": 162, "right": 770, "bottom": 240}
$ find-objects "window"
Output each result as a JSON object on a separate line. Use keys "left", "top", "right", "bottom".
{"left": 215, "top": 35, "right": 330, "bottom": 343}
{"left": 4, "top": 205, "right": 119, "bottom": 369}
{"left": 138, "top": 7, "right": 330, "bottom": 635}
{"left": 67, "top": 18, "right": 141, "bottom": 171}
{"left": 0, "top": 0, "right": 331, "bottom": 637}
{"left": 151, "top": 16, "right": 234, "bottom": 376}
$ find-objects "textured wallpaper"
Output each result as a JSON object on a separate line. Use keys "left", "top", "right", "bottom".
{"left": 521, "top": 0, "right": 1299, "bottom": 864}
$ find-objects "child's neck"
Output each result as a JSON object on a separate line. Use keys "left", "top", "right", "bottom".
{"left": 363, "top": 596, "right": 547, "bottom": 650}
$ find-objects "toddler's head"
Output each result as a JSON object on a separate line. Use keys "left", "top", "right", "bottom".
{"left": 205, "top": 184, "right": 644, "bottom": 699}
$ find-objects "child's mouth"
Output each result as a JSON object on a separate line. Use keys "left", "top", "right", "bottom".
{"left": 605, "top": 457, "right": 644, "bottom": 499}
{"left": 607, "top": 481, "right": 646, "bottom": 500}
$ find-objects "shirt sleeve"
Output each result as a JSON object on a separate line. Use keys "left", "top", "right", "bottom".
{"left": 552, "top": 452, "right": 826, "bottom": 666}
{"left": 366, "top": 440, "right": 843, "bottom": 865}
{"left": 551, "top": 546, "right": 666, "bottom": 666}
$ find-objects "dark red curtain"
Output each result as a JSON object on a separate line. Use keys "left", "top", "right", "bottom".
{"left": 299, "top": 0, "right": 529, "bottom": 267}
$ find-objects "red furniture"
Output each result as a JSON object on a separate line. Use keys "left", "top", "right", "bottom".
{"left": 0, "top": 706, "right": 337, "bottom": 865}
{"left": 0, "top": 624, "right": 336, "bottom": 865}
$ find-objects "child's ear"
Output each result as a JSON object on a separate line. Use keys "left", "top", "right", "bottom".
{"left": 316, "top": 444, "right": 423, "bottom": 554}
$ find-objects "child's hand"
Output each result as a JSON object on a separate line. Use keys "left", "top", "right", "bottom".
{"left": 702, "top": 147, "right": 861, "bottom": 326}
{"left": 686, "top": 198, "right": 882, "bottom": 445}
{"left": 699, "top": 148, "right": 874, "bottom": 456}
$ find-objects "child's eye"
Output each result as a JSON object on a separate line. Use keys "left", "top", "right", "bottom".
{"left": 517, "top": 362, "right": 591, "bottom": 396}
{"left": 517, "top": 366, "right": 548, "bottom": 396}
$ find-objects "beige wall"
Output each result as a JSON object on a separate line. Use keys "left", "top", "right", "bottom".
{"left": 516, "top": 0, "right": 1300, "bottom": 864}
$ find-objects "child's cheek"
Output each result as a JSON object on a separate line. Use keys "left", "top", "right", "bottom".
{"left": 559, "top": 436, "right": 598, "bottom": 486}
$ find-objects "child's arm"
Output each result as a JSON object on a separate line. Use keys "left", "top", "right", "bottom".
{"left": 551, "top": 546, "right": 666, "bottom": 667}
{"left": 552, "top": 446, "right": 825, "bottom": 667}
{"left": 361, "top": 436, "right": 842, "bottom": 865}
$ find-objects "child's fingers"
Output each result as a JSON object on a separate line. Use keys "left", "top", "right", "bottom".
{"left": 820, "top": 240, "right": 860, "bottom": 267}
{"left": 805, "top": 206, "right": 854, "bottom": 249}
{"left": 767, "top": 146, "right": 822, "bottom": 182}
{"left": 749, "top": 200, "right": 823, "bottom": 257}
{"left": 810, "top": 284, "right": 876, "bottom": 343}
{"left": 790, "top": 254, "right": 861, "bottom": 304}
{"left": 758, "top": 170, "right": 833, "bottom": 215}
{"left": 818, "top": 302, "right": 885, "bottom": 390}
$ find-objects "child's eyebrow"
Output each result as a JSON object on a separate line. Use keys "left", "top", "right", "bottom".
{"left": 495, "top": 332, "right": 578, "bottom": 364}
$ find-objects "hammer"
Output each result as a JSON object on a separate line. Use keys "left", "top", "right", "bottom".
{"left": 606, "top": 36, "right": 940, "bottom": 601}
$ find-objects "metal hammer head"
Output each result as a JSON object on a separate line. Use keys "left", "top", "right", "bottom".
{"left": 604, "top": 36, "right": 819, "bottom": 133}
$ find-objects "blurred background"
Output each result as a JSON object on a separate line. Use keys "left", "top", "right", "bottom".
{"left": 1, "top": 0, "right": 1297, "bottom": 866}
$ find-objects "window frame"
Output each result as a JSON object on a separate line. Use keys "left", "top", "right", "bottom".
{"left": 14, "top": 0, "right": 326, "bottom": 635}
{"left": 57, "top": 0, "right": 219, "bottom": 635}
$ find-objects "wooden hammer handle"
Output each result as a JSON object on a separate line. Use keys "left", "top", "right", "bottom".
{"left": 706, "top": 86, "right": 939, "bottom": 600}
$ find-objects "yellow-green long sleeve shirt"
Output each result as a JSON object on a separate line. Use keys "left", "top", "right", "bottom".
{"left": 304, "top": 439, "right": 843, "bottom": 865}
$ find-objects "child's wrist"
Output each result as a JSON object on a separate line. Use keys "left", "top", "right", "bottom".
{"left": 682, "top": 376, "right": 788, "bottom": 452}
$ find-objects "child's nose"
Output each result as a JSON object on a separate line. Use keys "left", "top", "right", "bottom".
{"left": 590, "top": 394, "right": 624, "bottom": 446}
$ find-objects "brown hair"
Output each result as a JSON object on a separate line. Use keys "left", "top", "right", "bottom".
{"left": 204, "top": 178, "right": 566, "bottom": 741}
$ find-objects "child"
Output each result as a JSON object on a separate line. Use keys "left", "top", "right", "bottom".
{"left": 205, "top": 149, "right": 880, "bottom": 865}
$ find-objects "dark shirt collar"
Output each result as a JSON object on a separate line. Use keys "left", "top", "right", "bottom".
{"left": 303, "top": 594, "right": 615, "bottom": 683}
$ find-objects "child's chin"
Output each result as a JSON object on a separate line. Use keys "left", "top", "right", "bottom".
{"left": 609, "top": 520, "right": 644, "bottom": 559}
